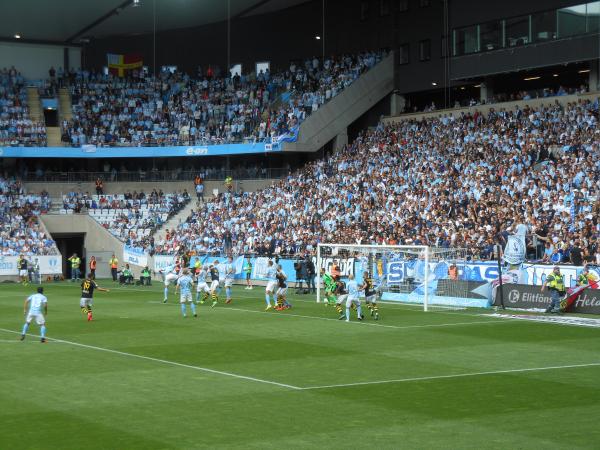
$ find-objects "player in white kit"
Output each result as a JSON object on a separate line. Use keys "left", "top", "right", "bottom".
{"left": 344, "top": 274, "right": 364, "bottom": 322}
{"left": 264, "top": 260, "right": 278, "bottom": 311}
{"left": 175, "top": 269, "right": 196, "bottom": 318}
{"left": 161, "top": 263, "right": 180, "bottom": 303}
{"left": 195, "top": 265, "right": 211, "bottom": 304}
{"left": 20, "top": 287, "right": 48, "bottom": 343}
{"left": 223, "top": 256, "right": 235, "bottom": 304}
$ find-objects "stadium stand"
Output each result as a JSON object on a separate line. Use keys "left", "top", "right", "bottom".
{"left": 60, "top": 52, "right": 386, "bottom": 147}
{"left": 59, "top": 189, "right": 190, "bottom": 247}
{"left": 152, "top": 97, "right": 600, "bottom": 264}
{"left": 0, "top": 67, "right": 47, "bottom": 147}
{"left": 0, "top": 176, "right": 57, "bottom": 255}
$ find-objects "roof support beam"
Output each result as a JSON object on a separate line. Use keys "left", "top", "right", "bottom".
{"left": 65, "top": 0, "right": 134, "bottom": 43}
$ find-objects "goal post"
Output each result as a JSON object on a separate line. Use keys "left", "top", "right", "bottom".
{"left": 316, "top": 243, "right": 479, "bottom": 311}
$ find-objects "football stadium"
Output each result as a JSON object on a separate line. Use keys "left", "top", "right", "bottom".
{"left": 1, "top": 0, "right": 600, "bottom": 448}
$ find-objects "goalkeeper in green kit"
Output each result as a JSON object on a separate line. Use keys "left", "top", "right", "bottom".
{"left": 320, "top": 268, "right": 337, "bottom": 306}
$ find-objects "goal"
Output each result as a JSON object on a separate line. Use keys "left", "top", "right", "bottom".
{"left": 316, "top": 244, "right": 479, "bottom": 311}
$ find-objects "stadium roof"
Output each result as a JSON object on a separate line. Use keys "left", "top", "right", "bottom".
{"left": 0, "top": 0, "right": 311, "bottom": 45}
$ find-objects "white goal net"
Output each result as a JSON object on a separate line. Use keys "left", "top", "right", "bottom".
{"left": 316, "top": 244, "right": 485, "bottom": 311}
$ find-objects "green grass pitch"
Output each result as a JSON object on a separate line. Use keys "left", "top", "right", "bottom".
{"left": 1, "top": 280, "right": 600, "bottom": 449}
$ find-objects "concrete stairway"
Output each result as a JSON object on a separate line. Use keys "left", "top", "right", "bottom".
{"left": 58, "top": 87, "right": 72, "bottom": 121}
{"left": 26, "top": 87, "right": 43, "bottom": 122}
{"left": 46, "top": 126, "right": 62, "bottom": 146}
{"left": 153, "top": 199, "right": 198, "bottom": 244}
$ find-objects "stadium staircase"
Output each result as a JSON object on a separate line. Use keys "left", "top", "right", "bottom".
{"left": 282, "top": 51, "right": 394, "bottom": 153}
{"left": 58, "top": 87, "right": 73, "bottom": 121}
{"left": 46, "top": 127, "right": 61, "bottom": 146}
{"left": 152, "top": 198, "right": 198, "bottom": 244}
{"left": 26, "top": 86, "right": 43, "bottom": 122}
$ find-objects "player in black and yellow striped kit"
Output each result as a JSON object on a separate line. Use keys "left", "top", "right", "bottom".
{"left": 209, "top": 263, "right": 220, "bottom": 307}
{"left": 361, "top": 272, "right": 379, "bottom": 320}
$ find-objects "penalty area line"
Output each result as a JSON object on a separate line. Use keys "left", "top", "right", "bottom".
{"left": 0, "top": 327, "right": 302, "bottom": 391}
{"left": 300, "top": 361, "right": 600, "bottom": 390}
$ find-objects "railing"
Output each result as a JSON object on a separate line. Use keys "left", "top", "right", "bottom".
{"left": 22, "top": 168, "right": 289, "bottom": 183}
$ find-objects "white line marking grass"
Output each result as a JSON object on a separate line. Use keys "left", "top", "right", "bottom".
{"left": 300, "top": 362, "right": 600, "bottom": 390}
{"left": 0, "top": 328, "right": 302, "bottom": 390}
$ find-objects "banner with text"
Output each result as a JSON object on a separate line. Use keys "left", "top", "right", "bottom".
{"left": 495, "top": 284, "right": 600, "bottom": 314}
{"left": 123, "top": 246, "right": 148, "bottom": 267}
{"left": 0, "top": 255, "right": 62, "bottom": 275}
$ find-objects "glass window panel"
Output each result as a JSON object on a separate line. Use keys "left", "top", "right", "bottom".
{"left": 480, "top": 21, "right": 502, "bottom": 51}
{"left": 505, "top": 15, "right": 530, "bottom": 47}
{"left": 587, "top": 2, "right": 600, "bottom": 33}
{"left": 557, "top": 5, "right": 587, "bottom": 38}
{"left": 532, "top": 10, "right": 556, "bottom": 41}
{"left": 255, "top": 62, "right": 270, "bottom": 75}
{"left": 454, "top": 25, "right": 479, "bottom": 55}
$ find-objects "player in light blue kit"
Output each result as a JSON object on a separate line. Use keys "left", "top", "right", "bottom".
{"left": 175, "top": 269, "right": 196, "bottom": 318}
{"left": 161, "top": 263, "right": 180, "bottom": 303}
{"left": 345, "top": 274, "right": 364, "bottom": 322}
{"left": 264, "top": 260, "right": 278, "bottom": 310}
{"left": 224, "top": 256, "right": 235, "bottom": 304}
{"left": 20, "top": 286, "right": 48, "bottom": 343}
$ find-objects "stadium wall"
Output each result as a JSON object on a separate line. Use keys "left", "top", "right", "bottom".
{"left": 40, "top": 215, "right": 124, "bottom": 279}
{"left": 0, "top": 42, "right": 80, "bottom": 80}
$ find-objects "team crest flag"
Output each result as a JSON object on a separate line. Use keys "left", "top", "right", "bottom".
{"left": 107, "top": 53, "right": 143, "bottom": 77}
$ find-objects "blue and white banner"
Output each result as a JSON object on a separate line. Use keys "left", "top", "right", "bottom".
{"left": 276, "top": 125, "right": 299, "bottom": 144}
{"left": 153, "top": 255, "right": 176, "bottom": 272}
{"left": 503, "top": 235, "right": 526, "bottom": 265}
{"left": 0, "top": 142, "right": 281, "bottom": 159}
{"left": 0, "top": 255, "right": 62, "bottom": 275}
{"left": 123, "top": 245, "right": 148, "bottom": 267}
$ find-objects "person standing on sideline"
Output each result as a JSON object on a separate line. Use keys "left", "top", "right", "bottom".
{"left": 109, "top": 254, "right": 119, "bottom": 282}
{"left": 305, "top": 254, "right": 316, "bottom": 293}
{"left": 541, "top": 266, "right": 565, "bottom": 313}
{"left": 89, "top": 256, "right": 97, "bottom": 280}
{"left": 80, "top": 274, "right": 110, "bottom": 322}
{"left": 20, "top": 287, "right": 48, "bottom": 343}
{"left": 68, "top": 253, "right": 81, "bottom": 281}
{"left": 244, "top": 257, "right": 253, "bottom": 289}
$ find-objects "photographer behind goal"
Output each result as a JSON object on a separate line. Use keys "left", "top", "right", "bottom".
{"left": 293, "top": 257, "right": 309, "bottom": 293}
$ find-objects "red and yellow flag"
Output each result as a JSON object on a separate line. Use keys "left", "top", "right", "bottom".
{"left": 107, "top": 53, "right": 143, "bottom": 77}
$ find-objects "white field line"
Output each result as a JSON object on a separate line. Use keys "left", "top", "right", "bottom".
{"left": 0, "top": 328, "right": 302, "bottom": 390}
{"left": 300, "top": 362, "right": 600, "bottom": 390}
{"left": 147, "top": 301, "right": 516, "bottom": 331}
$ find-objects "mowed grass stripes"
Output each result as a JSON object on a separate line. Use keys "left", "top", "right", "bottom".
{"left": 1, "top": 281, "right": 599, "bottom": 449}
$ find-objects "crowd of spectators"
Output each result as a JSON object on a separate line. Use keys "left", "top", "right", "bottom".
{"left": 414, "top": 83, "right": 589, "bottom": 114}
{"left": 151, "top": 98, "right": 600, "bottom": 264}
{"left": 61, "top": 51, "right": 387, "bottom": 147}
{"left": 0, "top": 67, "right": 47, "bottom": 147}
{"left": 61, "top": 189, "right": 190, "bottom": 246}
{"left": 0, "top": 176, "right": 57, "bottom": 256}
{"left": 282, "top": 51, "right": 386, "bottom": 121}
